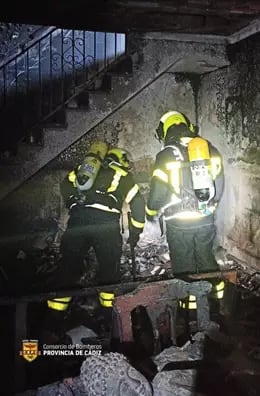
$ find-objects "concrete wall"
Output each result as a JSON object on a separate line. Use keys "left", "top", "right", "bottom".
{"left": 2, "top": 31, "right": 260, "bottom": 273}
{"left": 0, "top": 72, "right": 195, "bottom": 250}
{"left": 0, "top": 23, "right": 43, "bottom": 62}
{"left": 199, "top": 33, "right": 260, "bottom": 270}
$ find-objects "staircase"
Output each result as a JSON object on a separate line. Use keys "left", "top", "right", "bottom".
{"left": 0, "top": 30, "right": 229, "bottom": 201}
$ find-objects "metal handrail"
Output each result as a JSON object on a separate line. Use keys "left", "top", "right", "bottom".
{"left": 0, "top": 28, "right": 126, "bottom": 152}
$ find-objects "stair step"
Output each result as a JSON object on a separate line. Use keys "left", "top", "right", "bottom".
{"left": 42, "top": 109, "right": 68, "bottom": 129}
{"left": 66, "top": 90, "right": 90, "bottom": 110}
{"left": 17, "top": 143, "right": 44, "bottom": 162}
{"left": 106, "top": 55, "right": 133, "bottom": 75}
{"left": 87, "top": 74, "right": 112, "bottom": 92}
{"left": 0, "top": 162, "right": 21, "bottom": 176}
{"left": 22, "top": 126, "right": 44, "bottom": 146}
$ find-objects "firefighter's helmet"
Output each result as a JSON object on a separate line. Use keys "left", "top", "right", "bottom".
{"left": 106, "top": 148, "right": 131, "bottom": 169}
{"left": 156, "top": 111, "right": 196, "bottom": 142}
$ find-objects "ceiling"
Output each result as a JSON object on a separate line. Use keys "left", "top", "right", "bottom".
{"left": 1, "top": 1, "right": 260, "bottom": 36}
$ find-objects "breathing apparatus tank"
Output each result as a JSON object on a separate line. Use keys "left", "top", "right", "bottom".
{"left": 76, "top": 141, "right": 108, "bottom": 191}
{"left": 188, "top": 137, "right": 215, "bottom": 203}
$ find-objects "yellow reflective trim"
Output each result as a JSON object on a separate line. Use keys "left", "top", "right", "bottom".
{"left": 145, "top": 205, "right": 158, "bottom": 216}
{"left": 68, "top": 170, "right": 77, "bottom": 187}
{"left": 125, "top": 184, "right": 139, "bottom": 204}
{"left": 171, "top": 193, "right": 182, "bottom": 205}
{"left": 109, "top": 164, "right": 127, "bottom": 176}
{"left": 212, "top": 280, "right": 225, "bottom": 300}
{"left": 107, "top": 171, "right": 122, "bottom": 193}
{"left": 153, "top": 168, "right": 168, "bottom": 183}
{"left": 84, "top": 203, "right": 120, "bottom": 214}
{"left": 47, "top": 297, "right": 72, "bottom": 311}
{"left": 179, "top": 295, "right": 197, "bottom": 310}
{"left": 131, "top": 218, "right": 145, "bottom": 229}
{"left": 161, "top": 194, "right": 182, "bottom": 215}
{"left": 179, "top": 301, "right": 197, "bottom": 309}
{"left": 211, "top": 156, "right": 222, "bottom": 180}
{"left": 165, "top": 161, "right": 181, "bottom": 170}
{"left": 100, "top": 292, "right": 115, "bottom": 299}
{"left": 99, "top": 292, "right": 115, "bottom": 307}
{"left": 166, "top": 211, "right": 204, "bottom": 220}
{"left": 216, "top": 280, "right": 225, "bottom": 291}
{"left": 166, "top": 161, "right": 181, "bottom": 194}
{"left": 216, "top": 290, "right": 224, "bottom": 299}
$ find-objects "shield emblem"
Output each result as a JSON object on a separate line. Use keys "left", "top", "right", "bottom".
{"left": 20, "top": 340, "right": 40, "bottom": 362}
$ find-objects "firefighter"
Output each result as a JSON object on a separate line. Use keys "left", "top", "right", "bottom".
{"left": 58, "top": 144, "right": 145, "bottom": 289}
{"left": 145, "top": 111, "right": 225, "bottom": 309}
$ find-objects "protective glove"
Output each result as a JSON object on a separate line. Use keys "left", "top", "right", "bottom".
{"left": 128, "top": 227, "right": 142, "bottom": 248}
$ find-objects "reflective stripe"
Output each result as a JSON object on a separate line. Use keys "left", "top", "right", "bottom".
{"left": 166, "top": 161, "right": 181, "bottom": 194}
{"left": 165, "top": 210, "right": 205, "bottom": 221}
{"left": 84, "top": 203, "right": 120, "bottom": 214}
{"left": 68, "top": 170, "right": 77, "bottom": 187}
{"left": 164, "top": 145, "right": 184, "bottom": 161}
{"left": 211, "top": 156, "right": 222, "bottom": 180}
{"left": 131, "top": 217, "right": 145, "bottom": 229}
{"left": 109, "top": 164, "right": 127, "bottom": 176}
{"left": 47, "top": 297, "right": 72, "bottom": 311}
{"left": 125, "top": 184, "right": 139, "bottom": 204}
{"left": 153, "top": 168, "right": 168, "bottom": 183}
{"left": 212, "top": 280, "right": 225, "bottom": 300}
{"left": 162, "top": 194, "right": 182, "bottom": 212}
{"left": 99, "top": 292, "right": 115, "bottom": 308}
{"left": 179, "top": 295, "right": 197, "bottom": 310}
{"left": 145, "top": 205, "right": 158, "bottom": 216}
{"left": 107, "top": 170, "right": 122, "bottom": 193}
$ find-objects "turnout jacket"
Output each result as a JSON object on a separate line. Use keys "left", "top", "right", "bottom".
{"left": 146, "top": 139, "right": 224, "bottom": 221}
{"left": 61, "top": 161, "right": 145, "bottom": 231}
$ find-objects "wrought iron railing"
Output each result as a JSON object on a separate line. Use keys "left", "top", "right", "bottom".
{"left": 0, "top": 28, "right": 126, "bottom": 152}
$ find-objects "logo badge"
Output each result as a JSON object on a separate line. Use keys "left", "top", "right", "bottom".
{"left": 20, "top": 340, "right": 40, "bottom": 362}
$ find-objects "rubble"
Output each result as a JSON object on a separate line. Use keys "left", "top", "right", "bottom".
{"left": 66, "top": 325, "right": 98, "bottom": 345}
{"left": 80, "top": 352, "right": 153, "bottom": 396}
{"left": 8, "top": 220, "right": 260, "bottom": 396}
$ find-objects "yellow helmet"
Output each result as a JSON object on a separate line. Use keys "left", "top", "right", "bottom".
{"left": 107, "top": 147, "right": 131, "bottom": 169}
{"left": 156, "top": 111, "right": 196, "bottom": 142}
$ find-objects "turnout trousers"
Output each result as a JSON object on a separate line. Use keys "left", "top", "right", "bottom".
{"left": 166, "top": 214, "right": 219, "bottom": 275}
{"left": 60, "top": 206, "right": 122, "bottom": 287}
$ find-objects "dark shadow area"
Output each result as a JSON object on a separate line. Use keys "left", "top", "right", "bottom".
{"left": 2, "top": 283, "right": 260, "bottom": 395}
{"left": 194, "top": 284, "right": 260, "bottom": 396}
{"left": 0, "top": 71, "right": 86, "bottom": 156}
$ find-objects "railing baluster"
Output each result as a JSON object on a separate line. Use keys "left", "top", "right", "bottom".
{"left": 49, "top": 32, "right": 53, "bottom": 115}
{"left": 0, "top": 28, "right": 126, "bottom": 145}
{"left": 72, "top": 30, "right": 75, "bottom": 94}
{"left": 115, "top": 33, "right": 117, "bottom": 61}
{"left": 94, "top": 31, "right": 97, "bottom": 70}
{"left": 61, "top": 29, "right": 64, "bottom": 104}
{"left": 38, "top": 40, "right": 42, "bottom": 119}
{"left": 3, "top": 65, "right": 6, "bottom": 107}
{"left": 26, "top": 50, "right": 30, "bottom": 100}
{"left": 83, "top": 31, "right": 86, "bottom": 79}
{"left": 104, "top": 32, "right": 107, "bottom": 67}
{"left": 15, "top": 59, "right": 18, "bottom": 96}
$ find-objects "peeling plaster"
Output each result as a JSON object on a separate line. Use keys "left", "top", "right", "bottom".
{"left": 200, "top": 34, "right": 260, "bottom": 269}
